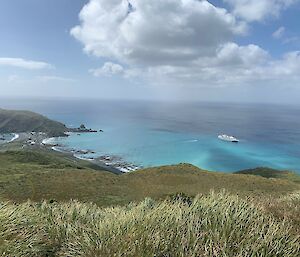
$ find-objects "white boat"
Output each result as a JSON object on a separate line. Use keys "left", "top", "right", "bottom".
{"left": 218, "top": 134, "right": 239, "bottom": 143}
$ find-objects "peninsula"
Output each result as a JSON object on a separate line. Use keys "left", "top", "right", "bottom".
{"left": 0, "top": 108, "right": 98, "bottom": 137}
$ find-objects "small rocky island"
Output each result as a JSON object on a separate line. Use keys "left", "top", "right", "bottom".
{"left": 69, "top": 124, "right": 98, "bottom": 133}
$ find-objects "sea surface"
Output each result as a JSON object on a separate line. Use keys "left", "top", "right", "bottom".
{"left": 1, "top": 98, "right": 300, "bottom": 173}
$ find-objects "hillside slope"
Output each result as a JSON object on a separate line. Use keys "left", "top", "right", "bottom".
{"left": 0, "top": 109, "right": 67, "bottom": 136}
{"left": 235, "top": 167, "right": 300, "bottom": 183}
{"left": 0, "top": 150, "right": 299, "bottom": 206}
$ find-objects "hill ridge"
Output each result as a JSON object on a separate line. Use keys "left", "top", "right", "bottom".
{"left": 0, "top": 108, "right": 67, "bottom": 136}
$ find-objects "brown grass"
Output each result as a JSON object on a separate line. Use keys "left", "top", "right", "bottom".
{"left": 1, "top": 191, "right": 299, "bottom": 257}
{"left": 0, "top": 151, "right": 299, "bottom": 207}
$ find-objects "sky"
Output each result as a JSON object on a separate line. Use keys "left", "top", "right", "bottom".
{"left": 0, "top": 0, "right": 300, "bottom": 104}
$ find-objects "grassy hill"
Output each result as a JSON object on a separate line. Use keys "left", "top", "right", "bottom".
{"left": 235, "top": 167, "right": 300, "bottom": 183}
{"left": 1, "top": 191, "right": 299, "bottom": 257}
{"left": 0, "top": 109, "right": 67, "bottom": 136}
{"left": 0, "top": 150, "right": 299, "bottom": 256}
{"left": 0, "top": 150, "right": 299, "bottom": 205}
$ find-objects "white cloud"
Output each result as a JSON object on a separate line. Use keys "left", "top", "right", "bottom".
{"left": 0, "top": 58, "right": 53, "bottom": 70}
{"left": 272, "top": 26, "right": 285, "bottom": 39}
{"left": 134, "top": 43, "right": 270, "bottom": 86}
{"left": 72, "top": 0, "right": 300, "bottom": 89}
{"left": 224, "top": 0, "right": 298, "bottom": 22}
{"left": 123, "top": 44, "right": 300, "bottom": 88}
{"left": 267, "top": 51, "right": 300, "bottom": 78}
{"left": 71, "top": 0, "right": 247, "bottom": 66}
{"left": 90, "top": 62, "right": 124, "bottom": 77}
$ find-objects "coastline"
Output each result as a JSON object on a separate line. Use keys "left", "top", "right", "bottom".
{"left": 9, "top": 133, "right": 20, "bottom": 142}
{"left": 0, "top": 132, "right": 132, "bottom": 174}
{"left": 0, "top": 133, "right": 20, "bottom": 144}
{"left": 41, "top": 134, "right": 141, "bottom": 173}
{"left": 2, "top": 130, "right": 300, "bottom": 175}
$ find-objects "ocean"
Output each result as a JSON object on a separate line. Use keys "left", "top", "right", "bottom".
{"left": 1, "top": 98, "right": 300, "bottom": 173}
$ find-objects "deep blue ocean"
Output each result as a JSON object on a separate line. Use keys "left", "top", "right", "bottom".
{"left": 2, "top": 98, "right": 300, "bottom": 173}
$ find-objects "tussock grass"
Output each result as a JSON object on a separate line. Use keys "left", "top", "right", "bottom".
{"left": 1, "top": 191, "right": 299, "bottom": 257}
{"left": 261, "top": 191, "right": 300, "bottom": 232}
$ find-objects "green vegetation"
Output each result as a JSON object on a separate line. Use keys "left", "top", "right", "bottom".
{"left": 0, "top": 150, "right": 300, "bottom": 256}
{"left": 1, "top": 191, "right": 299, "bottom": 257}
{"left": 236, "top": 167, "right": 300, "bottom": 183}
{"left": 0, "top": 109, "right": 67, "bottom": 136}
{"left": 0, "top": 151, "right": 299, "bottom": 206}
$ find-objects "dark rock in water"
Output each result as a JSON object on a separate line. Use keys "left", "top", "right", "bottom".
{"left": 69, "top": 124, "right": 98, "bottom": 133}
{"left": 76, "top": 150, "right": 89, "bottom": 155}
{"left": 44, "top": 142, "right": 60, "bottom": 147}
{"left": 0, "top": 138, "right": 5, "bottom": 141}
{"left": 99, "top": 129, "right": 104, "bottom": 132}
{"left": 75, "top": 149, "right": 95, "bottom": 155}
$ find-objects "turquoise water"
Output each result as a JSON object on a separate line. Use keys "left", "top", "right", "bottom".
{"left": 1, "top": 99, "right": 300, "bottom": 173}
{"left": 52, "top": 121, "right": 300, "bottom": 172}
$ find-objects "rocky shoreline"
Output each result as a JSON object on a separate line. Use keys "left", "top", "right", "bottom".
{"left": 40, "top": 133, "right": 141, "bottom": 173}
{"left": 49, "top": 143, "right": 141, "bottom": 173}
{"left": 0, "top": 122, "right": 141, "bottom": 173}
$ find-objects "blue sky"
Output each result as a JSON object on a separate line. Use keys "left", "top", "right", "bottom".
{"left": 1, "top": 0, "right": 300, "bottom": 103}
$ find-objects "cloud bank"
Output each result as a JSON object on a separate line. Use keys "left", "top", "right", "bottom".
{"left": 71, "top": 0, "right": 300, "bottom": 88}
{"left": 71, "top": 0, "right": 246, "bottom": 65}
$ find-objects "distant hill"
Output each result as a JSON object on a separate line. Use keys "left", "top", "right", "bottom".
{"left": 235, "top": 167, "right": 300, "bottom": 183}
{"left": 235, "top": 167, "right": 288, "bottom": 178}
{"left": 0, "top": 108, "right": 67, "bottom": 136}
